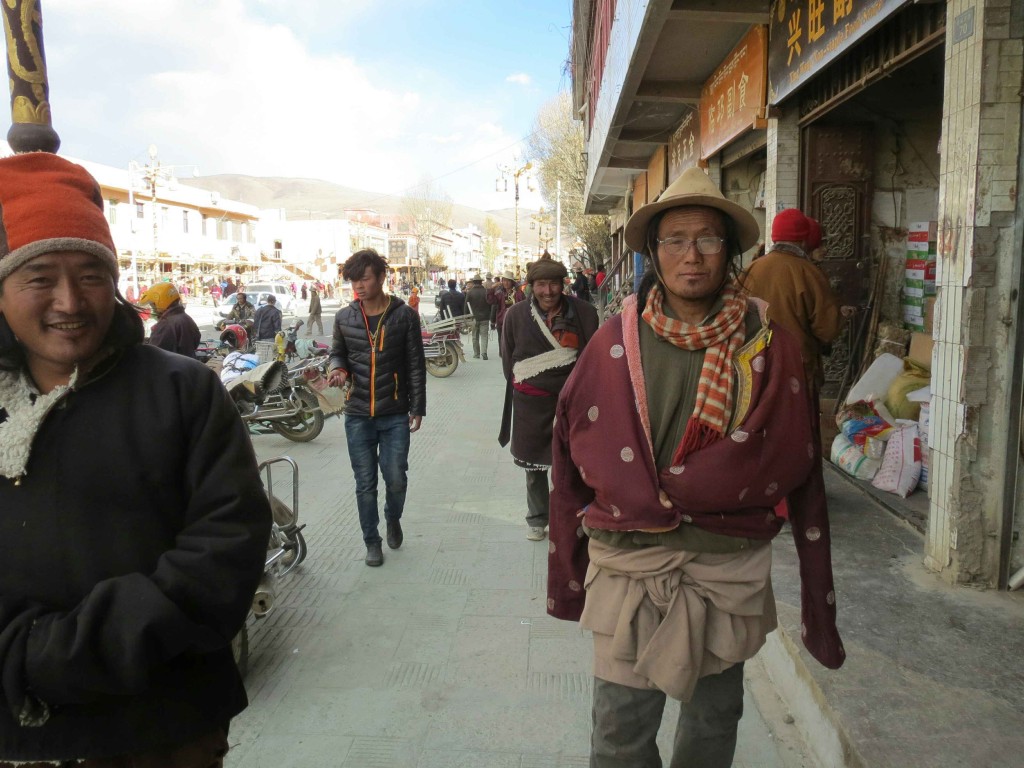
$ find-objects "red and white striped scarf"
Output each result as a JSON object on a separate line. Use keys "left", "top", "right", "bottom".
{"left": 641, "top": 283, "right": 747, "bottom": 462}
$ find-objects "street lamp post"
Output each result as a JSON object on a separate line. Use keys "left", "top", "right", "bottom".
{"left": 126, "top": 146, "right": 199, "bottom": 293}
{"left": 497, "top": 161, "right": 533, "bottom": 276}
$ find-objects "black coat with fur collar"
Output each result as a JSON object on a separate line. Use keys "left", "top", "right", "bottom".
{"left": 0, "top": 345, "right": 270, "bottom": 761}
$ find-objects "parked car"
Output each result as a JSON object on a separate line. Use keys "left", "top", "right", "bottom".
{"left": 217, "top": 283, "right": 297, "bottom": 319}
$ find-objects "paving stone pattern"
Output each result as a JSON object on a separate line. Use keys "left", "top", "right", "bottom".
{"left": 226, "top": 332, "right": 808, "bottom": 767}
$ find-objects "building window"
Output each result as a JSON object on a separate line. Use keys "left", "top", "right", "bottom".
{"left": 182, "top": 210, "right": 189, "bottom": 233}
{"left": 217, "top": 219, "right": 228, "bottom": 240}
{"left": 203, "top": 215, "right": 210, "bottom": 236}
{"left": 107, "top": 200, "right": 117, "bottom": 226}
{"left": 135, "top": 201, "right": 145, "bottom": 219}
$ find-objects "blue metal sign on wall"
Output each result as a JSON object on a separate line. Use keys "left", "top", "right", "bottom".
{"left": 767, "top": 0, "right": 911, "bottom": 105}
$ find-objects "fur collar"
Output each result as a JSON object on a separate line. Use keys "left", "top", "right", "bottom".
{"left": 0, "top": 367, "right": 78, "bottom": 482}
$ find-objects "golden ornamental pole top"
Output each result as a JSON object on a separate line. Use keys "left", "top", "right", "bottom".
{"left": 2, "top": 0, "right": 60, "bottom": 153}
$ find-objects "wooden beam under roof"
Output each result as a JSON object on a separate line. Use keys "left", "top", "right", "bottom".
{"left": 667, "top": 0, "right": 769, "bottom": 25}
{"left": 617, "top": 128, "right": 675, "bottom": 145}
{"left": 635, "top": 80, "right": 702, "bottom": 104}
{"left": 607, "top": 157, "right": 651, "bottom": 170}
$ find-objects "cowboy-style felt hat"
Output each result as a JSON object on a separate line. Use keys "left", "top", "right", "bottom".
{"left": 500, "top": 270, "right": 516, "bottom": 281}
{"left": 624, "top": 166, "right": 760, "bottom": 253}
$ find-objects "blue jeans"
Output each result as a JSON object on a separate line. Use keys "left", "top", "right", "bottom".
{"left": 344, "top": 413, "right": 411, "bottom": 545}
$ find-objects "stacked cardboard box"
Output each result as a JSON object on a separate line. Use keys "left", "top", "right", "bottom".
{"left": 904, "top": 221, "right": 937, "bottom": 332}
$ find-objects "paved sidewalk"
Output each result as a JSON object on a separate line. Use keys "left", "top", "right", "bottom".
{"left": 228, "top": 340, "right": 813, "bottom": 767}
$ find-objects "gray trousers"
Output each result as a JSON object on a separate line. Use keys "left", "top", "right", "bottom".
{"left": 525, "top": 469, "right": 549, "bottom": 527}
{"left": 471, "top": 318, "right": 489, "bottom": 357}
{"left": 591, "top": 663, "right": 745, "bottom": 768}
{"left": 307, "top": 313, "right": 324, "bottom": 335}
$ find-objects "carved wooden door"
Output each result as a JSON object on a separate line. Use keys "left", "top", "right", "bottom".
{"left": 802, "top": 124, "right": 874, "bottom": 398}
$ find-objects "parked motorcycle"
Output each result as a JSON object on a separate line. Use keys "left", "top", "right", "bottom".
{"left": 421, "top": 315, "right": 467, "bottom": 378}
{"left": 222, "top": 357, "right": 328, "bottom": 442}
{"left": 232, "top": 456, "right": 308, "bottom": 677}
{"left": 281, "top": 319, "right": 329, "bottom": 361}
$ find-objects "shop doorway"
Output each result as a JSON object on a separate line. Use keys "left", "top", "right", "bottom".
{"left": 801, "top": 124, "right": 874, "bottom": 399}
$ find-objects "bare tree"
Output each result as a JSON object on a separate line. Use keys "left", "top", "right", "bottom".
{"left": 400, "top": 177, "right": 454, "bottom": 274}
{"left": 526, "top": 92, "right": 610, "bottom": 270}
{"left": 482, "top": 216, "right": 502, "bottom": 274}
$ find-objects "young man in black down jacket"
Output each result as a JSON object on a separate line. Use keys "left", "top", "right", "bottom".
{"left": 327, "top": 249, "right": 427, "bottom": 567}
{"left": 0, "top": 153, "right": 270, "bottom": 766}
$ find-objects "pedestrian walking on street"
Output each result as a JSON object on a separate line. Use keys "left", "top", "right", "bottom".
{"left": 327, "top": 249, "right": 427, "bottom": 567}
{"left": 138, "top": 282, "right": 201, "bottom": 358}
{"left": 546, "top": 167, "right": 845, "bottom": 768}
{"left": 739, "top": 208, "right": 848, "bottom": 394}
{"left": 252, "top": 293, "right": 282, "bottom": 341}
{"left": 0, "top": 152, "right": 271, "bottom": 767}
{"left": 464, "top": 273, "right": 491, "bottom": 360}
{"left": 499, "top": 255, "right": 599, "bottom": 541}
{"left": 408, "top": 286, "right": 421, "bottom": 313}
{"left": 487, "top": 270, "right": 525, "bottom": 350}
{"left": 306, "top": 287, "right": 324, "bottom": 336}
{"left": 439, "top": 278, "right": 467, "bottom": 320}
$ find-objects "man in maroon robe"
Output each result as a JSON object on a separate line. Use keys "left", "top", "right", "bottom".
{"left": 548, "top": 167, "right": 844, "bottom": 767}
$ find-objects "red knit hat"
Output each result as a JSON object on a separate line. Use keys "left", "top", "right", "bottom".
{"left": 771, "top": 208, "right": 809, "bottom": 243}
{"left": 805, "top": 218, "right": 823, "bottom": 250}
{"left": 0, "top": 152, "right": 118, "bottom": 284}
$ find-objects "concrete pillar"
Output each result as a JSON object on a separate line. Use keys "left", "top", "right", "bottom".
{"left": 764, "top": 105, "right": 801, "bottom": 244}
{"left": 927, "top": 0, "right": 1024, "bottom": 584}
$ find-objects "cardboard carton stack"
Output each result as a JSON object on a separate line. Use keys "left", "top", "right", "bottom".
{"left": 903, "top": 221, "right": 937, "bottom": 333}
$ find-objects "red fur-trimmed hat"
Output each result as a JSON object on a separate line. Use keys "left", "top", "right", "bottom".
{"left": 0, "top": 152, "right": 118, "bottom": 284}
{"left": 770, "top": 208, "right": 810, "bottom": 243}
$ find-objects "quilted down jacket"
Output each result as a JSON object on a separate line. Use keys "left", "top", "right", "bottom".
{"left": 328, "top": 297, "right": 427, "bottom": 418}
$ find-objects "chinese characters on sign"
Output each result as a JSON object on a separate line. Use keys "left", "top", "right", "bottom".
{"left": 699, "top": 25, "right": 768, "bottom": 161}
{"left": 668, "top": 108, "right": 701, "bottom": 178}
{"left": 768, "top": 0, "right": 911, "bottom": 104}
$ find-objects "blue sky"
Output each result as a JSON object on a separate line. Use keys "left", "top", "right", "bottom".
{"left": 39, "top": 0, "right": 572, "bottom": 210}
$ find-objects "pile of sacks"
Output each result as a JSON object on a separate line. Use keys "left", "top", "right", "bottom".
{"left": 830, "top": 353, "right": 931, "bottom": 498}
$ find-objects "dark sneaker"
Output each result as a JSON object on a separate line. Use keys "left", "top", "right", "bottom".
{"left": 482, "top": 353, "right": 488, "bottom": 360}
{"left": 387, "top": 521, "right": 404, "bottom": 550}
{"left": 365, "top": 542, "right": 384, "bottom": 566}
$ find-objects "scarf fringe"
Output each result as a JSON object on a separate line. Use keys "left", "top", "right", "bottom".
{"left": 673, "top": 417, "right": 723, "bottom": 465}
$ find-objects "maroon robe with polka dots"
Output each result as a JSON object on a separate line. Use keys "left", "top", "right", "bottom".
{"left": 547, "top": 295, "right": 845, "bottom": 671}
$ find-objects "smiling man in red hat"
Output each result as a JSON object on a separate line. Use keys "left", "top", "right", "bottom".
{"left": 547, "top": 168, "right": 844, "bottom": 767}
{"left": 0, "top": 152, "right": 269, "bottom": 766}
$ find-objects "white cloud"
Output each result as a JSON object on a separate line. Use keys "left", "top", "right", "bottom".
{"left": 37, "top": 0, "right": 553, "bottom": 209}
{"left": 505, "top": 73, "right": 532, "bottom": 86}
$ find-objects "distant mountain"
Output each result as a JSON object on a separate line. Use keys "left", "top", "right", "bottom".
{"left": 183, "top": 174, "right": 535, "bottom": 238}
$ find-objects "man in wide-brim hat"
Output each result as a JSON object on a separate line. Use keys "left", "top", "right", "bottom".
{"left": 486, "top": 270, "right": 525, "bottom": 349}
{"left": 464, "top": 274, "right": 492, "bottom": 360}
{"left": 546, "top": 166, "right": 845, "bottom": 767}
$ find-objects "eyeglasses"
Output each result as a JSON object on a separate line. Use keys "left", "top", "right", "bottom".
{"left": 655, "top": 236, "right": 726, "bottom": 257}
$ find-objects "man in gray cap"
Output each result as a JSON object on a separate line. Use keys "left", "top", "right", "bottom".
{"left": 499, "top": 256, "right": 599, "bottom": 541}
{"left": 546, "top": 167, "right": 845, "bottom": 767}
